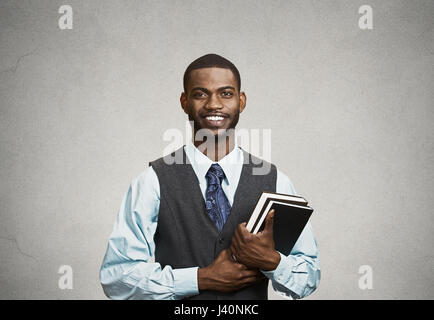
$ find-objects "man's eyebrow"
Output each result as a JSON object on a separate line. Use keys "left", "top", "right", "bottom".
{"left": 190, "top": 87, "right": 210, "bottom": 94}
{"left": 218, "top": 86, "right": 236, "bottom": 91}
{"left": 190, "top": 86, "right": 236, "bottom": 93}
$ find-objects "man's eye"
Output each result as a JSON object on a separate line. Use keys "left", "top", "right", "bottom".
{"left": 222, "top": 91, "right": 233, "bottom": 97}
{"left": 193, "top": 92, "right": 206, "bottom": 98}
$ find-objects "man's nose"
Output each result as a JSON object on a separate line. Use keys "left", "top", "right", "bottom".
{"left": 205, "top": 93, "right": 223, "bottom": 110}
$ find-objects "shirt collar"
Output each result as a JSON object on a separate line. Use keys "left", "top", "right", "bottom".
{"left": 184, "top": 140, "right": 243, "bottom": 186}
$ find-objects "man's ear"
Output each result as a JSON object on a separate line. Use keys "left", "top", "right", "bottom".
{"left": 180, "top": 92, "right": 188, "bottom": 114}
{"left": 239, "top": 91, "right": 246, "bottom": 113}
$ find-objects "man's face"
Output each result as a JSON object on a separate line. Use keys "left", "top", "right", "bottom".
{"left": 180, "top": 67, "right": 246, "bottom": 137}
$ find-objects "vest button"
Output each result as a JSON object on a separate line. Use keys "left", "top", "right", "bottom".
{"left": 218, "top": 238, "right": 224, "bottom": 244}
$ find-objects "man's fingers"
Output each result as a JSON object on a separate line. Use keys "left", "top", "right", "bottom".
{"left": 240, "top": 273, "right": 266, "bottom": 286}
{"left": 235, "top": 223, "right": 248, "bottom": 242}
{"left": 229, "top": 243, "right": 238, "bottom": 261}
{"left": 230, "top": 231, "right": 241, "bottom": 251}
{"left": 217, "top": 249, "right": 229, "bottom": 260}
{"left": 231, "top": 225, "right": 245, "bottom": 256}
{"left": 264, "top": 209, "right": 275, "bottom": 233}
{"left": 231, "top": 223, "right": 252, "bottom": 262}
{"left": 234, "top": 262, "right": 248, "bottom": 270}
{"left": 241, "top": 276, "right": 262, "bottom": 286}
{"left": 233, "top": 226, "right": 243, "bottom": 244}
{"left": 239, "top": 222, "right": 251, "bottom": 238}
{"left": 240, "top": 269, "right": 262, "bottom": 278}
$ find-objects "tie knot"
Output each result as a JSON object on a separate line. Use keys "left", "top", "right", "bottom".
{"left": 206, "top": 163, "right": 225, "bottom": 184}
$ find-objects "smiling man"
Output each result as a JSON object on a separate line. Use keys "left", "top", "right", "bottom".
{"left": 99, "top": 54, "right": 320, "bottom": 300}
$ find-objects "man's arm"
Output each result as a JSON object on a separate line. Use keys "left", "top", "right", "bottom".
{"left": 265, "top": 223, "right": 320, "bottom": 299}
{"left": 99, "top": 166, "right": 264, "bottom": 299}
{"left": 268, "top": 170, "right": 320, "bottom": 299}
{"left": 99, "top": 167, "right": 198, "bottom": 300}
{"left": 229, "top": 170, "right": 321, "bottom": 299}
{"left": 197, "top": 249, "right": 265, "bottom": 293}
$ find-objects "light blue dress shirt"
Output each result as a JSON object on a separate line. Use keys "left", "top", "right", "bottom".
{"left": 100, "top": 142, "right": 320, "bottom": 300}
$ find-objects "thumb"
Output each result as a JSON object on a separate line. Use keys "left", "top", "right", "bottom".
{"left": 217, "top": 249, "right": 228, "bottom": 260}
{"left": 264, "top": 209, "right": 275, "bottom": 234}
{"left": 221, "top": 248, "right": 229, "bottom": 256}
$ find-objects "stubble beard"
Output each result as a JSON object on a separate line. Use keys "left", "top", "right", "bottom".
{"left": 188, "top": 111, "right": 239, "bottom": 158}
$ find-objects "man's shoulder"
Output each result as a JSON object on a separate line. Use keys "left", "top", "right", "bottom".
{"left": 275, "top": 168, "right": 297, "bottom": 195}
{"left": 240, "top": 148, "right": 277, "bottom": 177}
{"left": 148, "top": 145, "right": 188, "bottom": 169}
{"left": 132, "top": 165, "right": 159, "bottom": 188}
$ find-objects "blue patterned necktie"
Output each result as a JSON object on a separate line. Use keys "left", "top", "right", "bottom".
{"left": 205, "top": 163, "right": 232, "bottom": 231}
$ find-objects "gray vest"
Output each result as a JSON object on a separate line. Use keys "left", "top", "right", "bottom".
{"left": 149, "top": 146, "right": 277, "bottom": 300}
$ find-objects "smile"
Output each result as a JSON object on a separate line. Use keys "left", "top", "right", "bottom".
{"left": 203, "top": 115, "right": 228, "bottom": 127}
{"left": 206, "top": 115, "right": 225, "bottom": 121}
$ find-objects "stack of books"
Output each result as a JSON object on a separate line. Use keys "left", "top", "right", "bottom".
{"left": 246, "top": 192, "right": 314, "bottom": 255}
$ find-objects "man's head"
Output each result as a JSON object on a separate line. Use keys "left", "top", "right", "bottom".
{"left": 180, "top": 54, "right": 246, "bottom": 138}
{"left": 183, "top": 54, "right": 241, "bottom": 93}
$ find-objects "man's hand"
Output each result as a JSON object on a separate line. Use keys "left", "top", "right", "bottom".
{"left": 229, "top": 209, "right": 281, "bottom": 271}
{"left": 197, "top": 249, "right": 265, "bottom": 293}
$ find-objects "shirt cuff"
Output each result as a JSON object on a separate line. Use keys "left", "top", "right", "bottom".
{"left": 261, "top": 252, "right": 296, "bottom": 283}
{"left": 172, "top": 267, "right": 199, "bottom": 299}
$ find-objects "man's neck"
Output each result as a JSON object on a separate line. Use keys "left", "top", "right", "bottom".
{"left": 193, "top": 134, "right": 235, "bottom": 162}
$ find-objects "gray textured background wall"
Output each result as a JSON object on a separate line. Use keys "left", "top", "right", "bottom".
{"left": 0, "top": 0, "right": 433, "bottom": 299}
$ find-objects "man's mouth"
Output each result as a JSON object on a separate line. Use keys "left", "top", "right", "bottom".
{"left": 203, "top": 115, "right": 228, "bottom": 127}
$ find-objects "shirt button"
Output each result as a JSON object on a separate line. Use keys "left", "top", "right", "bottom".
{"left": 278, "top": 275, "right": 283, "bottom": 281}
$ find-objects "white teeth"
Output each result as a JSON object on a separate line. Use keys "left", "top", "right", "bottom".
{"left": 206, "top": 116, "right": 224, "bottom": 121}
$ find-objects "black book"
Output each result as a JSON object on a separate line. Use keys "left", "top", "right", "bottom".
{"left": 246, "top": 191, "right": 314, "bottom": 255}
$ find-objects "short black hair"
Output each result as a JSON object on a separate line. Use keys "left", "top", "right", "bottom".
{"left": 183, "top": 53, "right": 241, "bottom": 93}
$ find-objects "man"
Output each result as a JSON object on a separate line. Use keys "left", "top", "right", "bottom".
{"left": 100, "top": 54, "right": 320, "bottom": 299}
